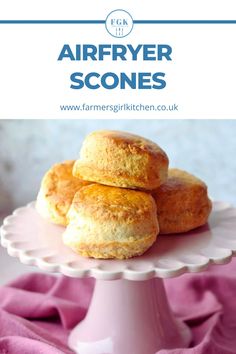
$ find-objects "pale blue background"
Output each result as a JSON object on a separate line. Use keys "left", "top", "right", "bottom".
{"left": 0, "top": 119, "right": 236, "bottom": 212}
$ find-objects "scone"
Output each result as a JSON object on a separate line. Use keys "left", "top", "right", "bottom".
{"left": 152, "top": 169, "right": 212, "bottom": 234}
{"left": 36, "top": 160, "right": 90, "bottom": 226}
{"left": 63, "top": 184, "right": 159, "bottom": 259}
{"left": 73, "top": 130, "right": 169, "bottom": 190}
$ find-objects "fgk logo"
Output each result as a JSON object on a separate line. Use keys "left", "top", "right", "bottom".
{"left": 105, "top": 9, "right": 133, "bottom": 38}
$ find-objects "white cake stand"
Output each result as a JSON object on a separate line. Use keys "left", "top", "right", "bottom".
{"left": 1, "top": 201, "right": 236, "bottom": 354}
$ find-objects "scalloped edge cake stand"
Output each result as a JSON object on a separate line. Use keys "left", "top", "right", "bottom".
{"left": 1, "top": 201, "right": 236, "bottom": 354}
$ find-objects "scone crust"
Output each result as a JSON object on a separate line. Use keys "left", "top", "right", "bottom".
{"left": 64, "top": 235, "right": 156, "bottom": 260}
{"left": 63, "top": 184, "right": 159, "bottom": 259}
{"left": 73, "top": 130, "right": 169, "bottom": 190}
{"left": 36, "top": 160, "right": 90, "bottom": 226}
{"left": 152, "top": 168, "right": 212, "bottom": 234}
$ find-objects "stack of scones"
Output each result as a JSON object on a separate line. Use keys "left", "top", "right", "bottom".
{"left": 36, "top": 130, "right": 212, "bottom": 259}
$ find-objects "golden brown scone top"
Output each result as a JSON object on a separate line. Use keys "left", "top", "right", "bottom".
{"left": 68, "top": 183, "right": 157, "bottom": 223}
{"left": 85, "top": 130, "right": 166, "bottom": 155}
{"left": 37, "top": 160, "right": 90, "bottom": 225}
{"left": 156, "top": 168, "right": 208, "bottom": 192}
{"left": 41, "top": 160, "right": 89, "bottom": 198}
{"left": 73, "top": 130, "right": 169, "bottom": 190}
{"left": 152, "top": 168, "right": 212, "bottom": 234}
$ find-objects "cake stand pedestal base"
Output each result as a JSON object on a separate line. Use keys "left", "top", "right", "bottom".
{"left": 4, "top": 202, "right": 234, "bottom": 352}
{"left": 68, "top": 278, "right": 191, "bottom": 354}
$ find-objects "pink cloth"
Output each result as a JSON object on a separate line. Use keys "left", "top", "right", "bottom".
{"left": 1, "top": 260, "right": 236, "bottom": 353}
